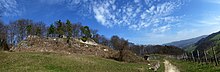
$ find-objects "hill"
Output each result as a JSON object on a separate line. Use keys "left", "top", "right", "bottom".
{"left": 12, "top": 35, "right": 116, "bottom": 58}
{"left": 164, "top": 35, "right": 207, "bottom": 49}
{"left": 129, "top": 45, "right": 185, "bottom": 56}
{"left": 191, "top": 31, "right": 220, "bottom": 56}
{"left": 0, "top": 52, "right": 164, "bottom": 72}
{"left": 145, "top": 45, "right": 185, "bottom": 55}
{"left": 11, "top": 35, "right": 144, "bottom": 63}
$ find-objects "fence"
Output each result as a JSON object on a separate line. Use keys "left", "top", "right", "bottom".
{"left": 181, "top": 46, "right": 219, "bottom": 66}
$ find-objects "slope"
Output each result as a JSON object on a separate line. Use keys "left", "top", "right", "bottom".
{"left": 187, "top": 31, "right": 220, "bottom": 57}
{"left": 164, "top": 35, "right": 207, "bottom": 48}
{"left": 12, "top": 35, "right": 116, "bottom": 58}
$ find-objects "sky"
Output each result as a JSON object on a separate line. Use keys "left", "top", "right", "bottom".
{"left": 1, "top": 0, "right": 220, "bottom": 45}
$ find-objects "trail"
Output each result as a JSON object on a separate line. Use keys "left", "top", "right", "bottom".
{"left": 164, "top": 60, "right": 180, "bottom": 72}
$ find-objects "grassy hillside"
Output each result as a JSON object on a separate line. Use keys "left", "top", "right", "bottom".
{"left": 194, "top": 31, "right": 220, "bottom": 51}
{"left": 184, "top": 31, "right": 220, "bottom": 54}
{"left": 184, "top": 45, "right": 197, "bottom": 52}
{"left": 169, "top": 59, "right": 220, "bottom": 72}
{"left": 0, "top": 52, "right": 163, "bottom": 72}
{"left": 210, "top": 34, "right": 220, "bottom": 40}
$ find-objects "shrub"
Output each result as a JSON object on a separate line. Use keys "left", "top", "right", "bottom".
{"left": 81, "top": 36, "right": 88, "bottom": 42}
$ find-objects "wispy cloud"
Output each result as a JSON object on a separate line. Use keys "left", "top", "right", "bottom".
{"left": 205, "top": 0, "right": 220, "bottom": 4}
{"left": 0, "top": 0, "right": 188, "bottom": 33}
{"left": 0, "top": 0, "right": 21, "bottom": 16}
{"left": 37, "top": 0, "right": 187, "bottom": 32}
{"left": 153, "top": 25, "right": 171, "bottom": 33}
{"left": 91, "top": 0, "right": 186, "bottom": 32}
{"left": 198, "top": 15, "right": 220, "bottom": 25}
{"left": 39, "top": 0, "right": 66, "bottom": 5}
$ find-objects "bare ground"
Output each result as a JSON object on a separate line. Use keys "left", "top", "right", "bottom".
{"left": 164, "top": 60, "right": 180, "bottom": 72}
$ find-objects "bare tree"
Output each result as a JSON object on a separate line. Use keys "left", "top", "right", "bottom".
{"left": 72, "top": 23, "right": 82, "bottom": 38}
{"left": 0, "top": 20, "right": 9, "bottom": 51}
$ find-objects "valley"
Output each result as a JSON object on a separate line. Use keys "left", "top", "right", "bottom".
{"left": 1, "top": 0, "right": 220, "bottom": 72}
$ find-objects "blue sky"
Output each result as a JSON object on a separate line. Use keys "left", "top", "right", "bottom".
{"left": 1, "top": 0, "right": 220, "bottom": 45}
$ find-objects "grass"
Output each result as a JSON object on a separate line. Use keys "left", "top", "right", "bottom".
{"left": 185, "top": 45, "right": 197, "bottom": 52}
{"left": 151, "top": 60, "right": 164, "bottom": 72}
{"left": 169, "top": 59, "right": 220, "bottom": 72}
{"left": 0, "top": 51, "right": 162, "bottom": 72}
{"left": 210, "top": 34, "right": 220, "bottom": 41}
{"left": 147, "top": 54, "right": 165, "bottom": 72}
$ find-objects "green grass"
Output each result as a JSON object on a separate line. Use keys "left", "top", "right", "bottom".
{"left": 159, "top": 61, "right": 164, "bottom": 72}
{"left": 0, "top": 51, "right": 161, "bottom": 72}
{"left": 210, "top": 34, "right": 220, "bottom": 41}
{"left": 185, "top": 45, "right": 197, "bottom": 52}
{"left": 169, "top": 59, "right": 220, "bottom": 72}
{"left": 146, "top": 54, "right": 165, "bottom": 72}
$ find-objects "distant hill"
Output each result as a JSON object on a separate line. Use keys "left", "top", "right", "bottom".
{"left": 129, "top": 45, "right": 185, "bottom": 56}
{"left": 145, "top": 45, "right": 185, "bottom": 55}
{"left": 164, "top": 35, "right": 208, "bottom": 49}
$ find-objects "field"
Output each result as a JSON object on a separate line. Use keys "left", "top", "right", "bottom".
{"left": 0, "top": 51, "right": 164, "bottom": 72}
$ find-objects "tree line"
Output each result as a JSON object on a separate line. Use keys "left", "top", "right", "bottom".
{"left": 0, "top": 18, "right": 184, "bottom": 57}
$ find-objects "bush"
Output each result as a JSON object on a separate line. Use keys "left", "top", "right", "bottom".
{"left": 0, "top": 39, "right": 9, "bottom": 51}
{"left": 81, "top": 36, "right": 88, "bottom": 42}
{"left": 111, "top": 50, "right": 144, "bottom": 63}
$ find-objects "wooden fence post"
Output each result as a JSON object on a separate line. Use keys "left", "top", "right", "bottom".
{"left": 183, "top": 53, "right": 186, "bottom": 61}
{"left": 185, "top": 53, "right": 189, "bottom": 61}
{"left": 211, "top": 46, "right": 218, "bottom": 66}
{"left": 197, "top": 50, "right": 200, "bottom": 63}
{"left": 204, "top": 50, "right": 208, "bottom": 63}
{"left": 191, "top": 52, "right": 195, "bottom": 62}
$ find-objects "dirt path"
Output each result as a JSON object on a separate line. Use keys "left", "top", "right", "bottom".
{"left": 164, "top": 60, "right": 180, "bottom": 72}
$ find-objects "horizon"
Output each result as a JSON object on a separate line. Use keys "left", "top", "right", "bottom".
{"left": 1, "top": 0, "right": 220, "bottom": 45}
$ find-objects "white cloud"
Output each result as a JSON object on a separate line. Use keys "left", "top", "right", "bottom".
{"left": 38, "top": 0, "right": 187, "bottom": 33}
{"left": 0, "top": 0, "right": 21, "bottom": 16}
{"left": 134, "top": 0, "right": 140, "bottom": 3}
{"left": 91, "top": 0, "right": 186, "bottom": 32}
{"left": 129, "top": 25, "right": 138, "bottom": 30}
{"left": 93, "top": 6, "right": 107, "bottom": 27}
{"left": 112, "top": 5, "right": 116, "bottom": 10}
{"left": 153, "top": 25, "right": 171, "bottom": 33}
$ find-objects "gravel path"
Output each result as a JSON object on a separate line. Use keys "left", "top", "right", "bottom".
{"left": 164, "top": 60, "right": 180, "bottom": 72}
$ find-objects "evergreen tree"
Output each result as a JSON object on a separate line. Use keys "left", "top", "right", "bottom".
{"left": 56, "top": 20, "right": 65, "bottom": 38}
{"left": 66, "top": 20, "right": 72, "bottom": 45}
{"left": 48, "top": 24, "right": 56, "bottom": 37}
{"left": 66, "top": 20, "right": 72, "bottom": 38}
{"left": 80, "top": 26, "right": 92, "bottom": 42}
{"left": 26, "top": 25, "right": 32, "bottom": 36}
{"left": 35, "top": 27, "right": 41, "bottom": 36}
